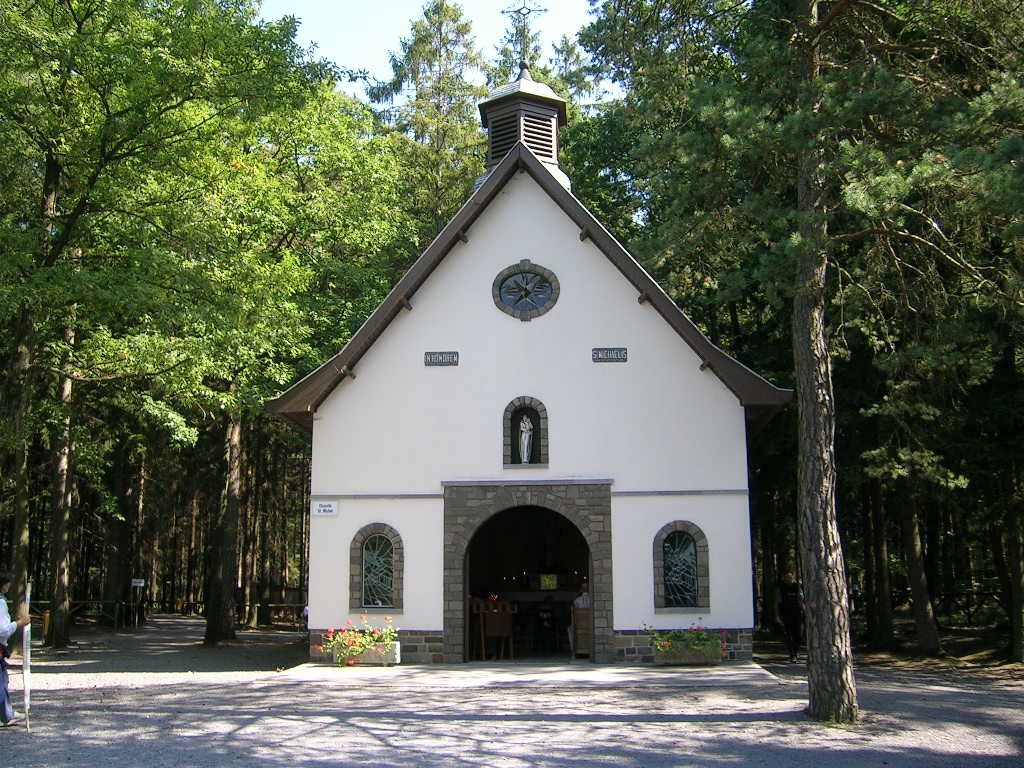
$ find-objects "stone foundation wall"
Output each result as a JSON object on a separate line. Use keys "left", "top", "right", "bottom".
{"left": 309, "top": 628, "right": 753, "bottom": 665}
{"left": 613, "top": 628, "right": 753, "bottom": 663}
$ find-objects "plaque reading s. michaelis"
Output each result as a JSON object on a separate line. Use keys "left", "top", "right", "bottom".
{"left": 592, "top": 347, "right": 627, "bottom": 363}
{"left": 425, "top": 351, "right": 459, "bottom": 366}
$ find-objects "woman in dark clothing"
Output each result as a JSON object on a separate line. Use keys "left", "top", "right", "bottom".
{"left": 776, "top": 572, "right": 804, "bottom": 663}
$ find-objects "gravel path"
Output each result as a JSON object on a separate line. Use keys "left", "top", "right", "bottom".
{"left": 1, "top": 615, "right": 1021, "bottom": 767}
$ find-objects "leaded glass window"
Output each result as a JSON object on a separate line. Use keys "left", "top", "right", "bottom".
{"left": 362, "top": 534, "right": 394, "bottom": 607}
{"left": 663, "top": 531, "right": 698, "bottom": 607}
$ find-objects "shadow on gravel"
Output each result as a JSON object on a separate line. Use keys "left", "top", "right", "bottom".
{"left": 29, "top": 614, "right": 308, "bottom": 674}
{"left": 4, "top": 615, "right": 1022, "bottom": 768}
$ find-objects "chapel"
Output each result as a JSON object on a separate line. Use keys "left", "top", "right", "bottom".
{"left": 269, "top": 65, "right": 791, "bottom": 663}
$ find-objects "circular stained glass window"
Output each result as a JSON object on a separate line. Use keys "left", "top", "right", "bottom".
{"left": 492, "top": 260, "right": 559, "bottom": 320}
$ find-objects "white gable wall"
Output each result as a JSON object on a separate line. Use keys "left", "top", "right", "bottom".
{"left": 309, "top": 172, "right": 754, "bottom": 635}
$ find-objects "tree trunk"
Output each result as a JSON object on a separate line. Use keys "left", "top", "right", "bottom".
{"left": 790, "top": 0, "right": 858, "bottom": 724}
{"left": 48, "top": 325, "right": 76, "bottom": 648}
{"left": 4, "top": 307, "right": 36, "bottom": 634}
{"left": 187, "top": 492, "right": 200, "bottom": 613}
{"left": 868, "top": 480, "right": 894, "bottom": 650}
{"left": 204, "top": 414, "right": 242, "bottom": 645}
{"left": 1007, "top": 501, "right": 1023, "bottom": 662}
{"left": 941, "top": 507, "right": 956, "bottom": 619}
{"left": 104, "top": 440, "right": 138, "bottom": 626}
{"left": 925, "top": 500, "right": 941, "bottom": 619}
{"left": 991, "top": 523, "right": 1011, "bottom": 617}
{"left": 899, "top": 489, "right": 941, "bottom": 654}
{"left": 759, "top": 508, "right": 778, "bottom": 629}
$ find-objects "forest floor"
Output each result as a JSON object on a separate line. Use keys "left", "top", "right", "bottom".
{"left": 757, "top": 617, "right": 1024, "bottom": 684}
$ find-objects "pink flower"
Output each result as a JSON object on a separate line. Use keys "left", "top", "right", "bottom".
{"left": 345, "top": 658, "right": 355, "bottom": 666}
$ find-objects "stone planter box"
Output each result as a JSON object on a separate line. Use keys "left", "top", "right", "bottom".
{"left": 654, "top": 645, "right": 723, "bottom": 666}
{"left": 334, "top": 642, "right": 401, "bottom": 666}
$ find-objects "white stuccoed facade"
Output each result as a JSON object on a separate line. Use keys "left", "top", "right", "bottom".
{"left": 309, "top": 172, "right": 752, "bottom": 634}
{"left": 271, "top": 66, "right": 789, "bottom": 663}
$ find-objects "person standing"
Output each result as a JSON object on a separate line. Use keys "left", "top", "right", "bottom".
{"left": 776, "top": 571, "right": 804, "bottom": 663}
{"left": 0, "top": 572, "right": 31, "bottom": 727}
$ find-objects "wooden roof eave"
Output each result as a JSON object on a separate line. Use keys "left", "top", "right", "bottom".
{"left": 266, "top": 148, "right": 531, "bottom": 430}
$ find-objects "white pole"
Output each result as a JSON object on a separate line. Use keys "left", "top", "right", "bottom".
{"left": 22, "top": 582, "right": 30, "bottom": 732}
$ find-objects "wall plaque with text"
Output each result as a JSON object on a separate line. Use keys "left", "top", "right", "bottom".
{"left": 424, "top": 351, "right": 459, "bottom": 366}
{"left": 592, "top": 347, "right": 627, "bottom": 363}
{"left": 313, "top": 502, "right": 337, "bottom": 517}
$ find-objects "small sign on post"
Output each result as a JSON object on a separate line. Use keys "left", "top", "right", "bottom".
{"left": 130, "top": 578, "right": 144, "bottom": 630}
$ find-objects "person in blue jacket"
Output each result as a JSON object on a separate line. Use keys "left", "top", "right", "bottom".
{"left": 0, "top": 572, "right": 31, "bottom": 727}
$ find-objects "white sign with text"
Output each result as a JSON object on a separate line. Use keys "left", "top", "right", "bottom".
{"left": 313, "top": 501, "right": 338, "bottom": 517}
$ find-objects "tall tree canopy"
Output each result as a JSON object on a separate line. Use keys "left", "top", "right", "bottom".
{"left": 368, "top": 0, "right": 488, "bottom": 252}
{"left": 579, "top": 0, "right": 1024, "bottom": 719}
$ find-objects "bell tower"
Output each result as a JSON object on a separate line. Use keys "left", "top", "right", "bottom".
{"left": 478, "top": 63, "right": 569, "bottom": 188}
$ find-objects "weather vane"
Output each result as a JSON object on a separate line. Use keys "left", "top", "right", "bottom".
{"left": 502, "top": 1, "right": 547, "bottom": 67}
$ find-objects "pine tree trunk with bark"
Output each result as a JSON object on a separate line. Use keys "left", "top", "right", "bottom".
{"left": 790, "top": 0, "right": 859, "bottom": 724}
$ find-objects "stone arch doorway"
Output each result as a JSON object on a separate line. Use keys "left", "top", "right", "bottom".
{"left": 466, "top": 505, "right": 588, "bottom": 659}
{"left": 443, "top": 481, "right": 613, "bottom": 663}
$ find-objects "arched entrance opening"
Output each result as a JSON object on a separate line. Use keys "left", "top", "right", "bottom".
{"left": 443, "top": 481, "right": 612, "bottom": 663}
{"left": 466, "top": 505, "right": 589, "bottom": 660}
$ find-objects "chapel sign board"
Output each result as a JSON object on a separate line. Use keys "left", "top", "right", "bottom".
{"left": 424, "top": 351, "right": 459, "bottom": 366}
{"left": 592, "top": 347, "right": 627, "bottom": 363}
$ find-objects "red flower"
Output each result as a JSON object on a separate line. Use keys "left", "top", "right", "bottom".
{"left": 346, "top": 618, "right": 353, "bottom": 626}
{"left": 346, "top": 658, "right": 355, "bottom": 666}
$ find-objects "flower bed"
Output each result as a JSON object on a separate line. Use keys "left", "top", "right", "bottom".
{"left": 315, "top": 615, "right": 400, "bottom": 666}
{"left": 645, "top": 619, "right": 727, "bottom": 665}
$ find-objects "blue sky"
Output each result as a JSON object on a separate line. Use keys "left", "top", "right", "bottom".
{"left": 258, "top": 0, "right": 598, "bottom": 94}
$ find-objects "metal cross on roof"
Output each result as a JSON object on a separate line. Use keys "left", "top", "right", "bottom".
{"left": 502, "top": 1, "right": 547, "bottom": 68}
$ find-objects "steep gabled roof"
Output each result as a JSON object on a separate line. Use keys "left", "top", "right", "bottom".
{"left": 267, "top": 143, "right": 792, "bottom": 431}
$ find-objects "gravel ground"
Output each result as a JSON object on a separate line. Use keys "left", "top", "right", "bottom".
{"left": 1, "top": 615, "right": 1021, "bottom": 767}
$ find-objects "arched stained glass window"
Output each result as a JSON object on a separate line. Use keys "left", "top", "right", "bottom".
{"left": 350, "top": 523, "right": 403, "bottom": 611}
{"left": 362, "top": 534, "right": 394, "bottom": 607}
{"left": 653, "top": 521, "right": 709, "bottom": 610}
{"left": 663, "top": 531, "right": 698, "bottom": 608}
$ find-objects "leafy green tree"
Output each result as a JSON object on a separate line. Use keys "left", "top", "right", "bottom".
{"left": 0, "top": 0, "right": 327, "bottom": 643}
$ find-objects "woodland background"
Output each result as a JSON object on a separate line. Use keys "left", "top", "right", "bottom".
{"left": 1, "top": 0, "right": 1022, "bottom": 671}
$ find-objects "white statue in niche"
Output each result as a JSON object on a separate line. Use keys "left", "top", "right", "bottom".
{"left": 519, "top": 414, "right": 533, "bottom": 464}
